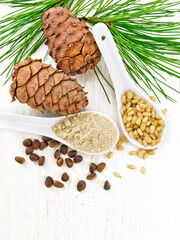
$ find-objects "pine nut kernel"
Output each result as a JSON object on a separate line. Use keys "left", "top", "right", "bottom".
{"left": 162, "top": 109, "right": 167, "bottom": 115}
{"left": 114, "top": 172, "right": 122, "bottom": 178}
{"left": 150, "top": 96, "right": 157, "bottom": 102}
{"left": 143, "top": 153, "right": 149, "bottom": 160}
{"left": 137, "top": 149, "right": 144, "bottom": 158}
{"left": 129, "top": 151, "right": 137, "bottom": 156}
{"left": 117, "top": 146, "right": 124, "bottom": 151}
{"left": 117, "top": 139, "right": 123, "bottom": 147}
{"left": 141, "top": 167, "right": 146, "bottom": 174}
{"left": 107, "top": 152, "right": 113, "bottom": 159}
{"left": 127, "top": 164, "right": 136, "bottom": 170}
{"left": 120, "top": 136, "right": 128, "bottom": 143}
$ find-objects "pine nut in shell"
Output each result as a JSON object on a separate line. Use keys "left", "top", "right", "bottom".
{"left": 23, "top": 138, "right": 32, "bottom": 147}
{"left": 104, "top": 180, "right": 111, "bottom": 190}
{"left": 15, "top": 156, "right": 25, "bottom": 164}
{"left": 86, "top": 173, "right": 97, "bottom": 180}
{"left": 54, "top": 180, "right": 64, "bottom": 188}
{"left": 89, "top": 163, "right": 96, "bottom": 173}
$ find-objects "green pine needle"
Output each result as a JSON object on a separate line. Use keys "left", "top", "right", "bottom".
{"left": 0, "top": 0, "right": 180, "bottom": 103}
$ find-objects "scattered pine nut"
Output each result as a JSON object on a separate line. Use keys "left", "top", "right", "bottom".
{"left": 162, "top": 109, "right": 167, "bottom": 115}
{"left": 141, "top": 167, "right": 146, "bottom": 174}
{"left": 107, "top": 152, "right": 113, "bottom": 159}
{"left": 137, "top": 149, "right": 144, "bottom": 158}
{"left": 117, "top": 139, "right": 123, "bottom": 147}
{"left": 150, "top": 96, "right": 157, "bottom": 102}
{"left": 114, "top": 172, "right": 122, "bottom": 178}
{"left": 120, "top": 136, "right": 128, "bottom": 143}
{"left": 143, "top": 153, "right": 149, "bottom": 160}
{"left": 152, "top": 147, "right": 158, "bottom": 151}
{"left": 129, "top": 151, "right": 137, "bottom": 156}
{"left": 117, "top": 146, "right": 124, "bottom": 151}
{"left": 127, "top": 164, "right": 136, "bottom": 170}
{"left": 147, "top": 150, "right": 155, "bottom": 155}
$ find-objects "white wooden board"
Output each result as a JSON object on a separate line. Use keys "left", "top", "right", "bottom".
{"left": 0, "top": 3, "right": 180, "bottom": 240}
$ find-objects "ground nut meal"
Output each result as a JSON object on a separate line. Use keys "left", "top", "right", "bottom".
{"left": 52, "top": 112, "right": 118, "bottom": 153}
{"left": 120, "top": 90, "right": 165, "bottom": 147}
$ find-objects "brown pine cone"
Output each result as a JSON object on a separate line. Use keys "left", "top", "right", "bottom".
{"left": 10, "top": 57, "right": 88, "bottom": 115}
{"left": 42, "top": 6, "right": 101, "bottom": 75}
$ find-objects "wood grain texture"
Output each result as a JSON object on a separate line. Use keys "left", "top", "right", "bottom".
{"left": 0, "top": 4, "right": 180, "bottom": 240}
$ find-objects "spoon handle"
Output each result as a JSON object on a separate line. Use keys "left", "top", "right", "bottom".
{"left": 92, "top": 23, "right": 133, "bottom": 93}
{"left": 0, "top": 112, "right": 55, "bottom": 137}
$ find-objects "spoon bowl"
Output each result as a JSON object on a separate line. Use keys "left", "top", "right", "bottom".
{"left": 92, "top": 23, "right": 167, "bottom": 149}
{"left": 0, "top": 111, "right": 119, "bottom": 155}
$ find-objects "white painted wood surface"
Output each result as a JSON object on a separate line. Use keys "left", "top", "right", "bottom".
{"left": 0, "top": 4, "right": 180, "bottom": 240}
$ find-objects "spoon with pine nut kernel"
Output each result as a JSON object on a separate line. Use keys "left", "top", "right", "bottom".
{"left": 92, "top": 23, "right": 166, "bottom": 149}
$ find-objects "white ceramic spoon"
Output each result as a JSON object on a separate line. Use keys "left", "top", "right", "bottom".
{"left": 0, "top": 111, "right": 119, "bottom": 155}
{"left": 92, "top": 23, "right": 167, "bottom": 149}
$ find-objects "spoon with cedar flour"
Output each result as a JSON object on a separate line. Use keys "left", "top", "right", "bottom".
{"left": 0, "top": 111, "right": 119, "bottom": 155}
{"left": 92, "top": 23, "right": 167, "bottom": 149}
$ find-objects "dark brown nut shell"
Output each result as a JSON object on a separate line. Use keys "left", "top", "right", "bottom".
{"left": 65, "top": 158, "right": 73, "bottom": 168}
{"left": 29, "top": 153, "right": 40, "bottom": 161}
{"left": 61, "top": 172, "right": 69, "bottom": 182}
{"left": 38, "top": 156, "right": 45, "bottom": 166}
{"left": 77, "top": 180, "right": 86, "bottom": 192}
{"left": 42, "top": 136, "right": 52, "bottom": 142}
{"left": 39, "top": 141, "right": 48, "bottom": 150}
{"left": 54, "top": 149, "right": 61, "bottom": 159}
{"left": 25, "top": 146, "right": 33, "bottom": 155}
{"left": 60, "top": 144, "right": 68, "bottom": 155}
{"left": 89, "top": 163, "right": 96, "bottom": 173}
{"left": 104, "top": 180, "right": 111, "bottom": 190}
{"left": 23, "top": 138, "right": 32, "bottom": 147}
{"left": 74, "top": 155, "right": 83, "bottom": 163}
{"left": 86, "top": 173, "right": 96, "bottom": 180}
{"left": 48, "top": 140, "right": 60, "bottom": 148}
{"left": 15, "top": 156, "right": 25, "bottom": 164}
{"left": 57, "top": 158, "right": 63, "bottom": 167}
{"left": 45, "top": 176, "right": 54, "bottom": 187}
{"left": 32, "top": 139, "right": 40, "bottom": 150}
{"left": 96, "top": 163, "right": 106, "bottom": 173}
{"left": 68, "top": 150, "right": 77, "bottom": 158}
{"left": 54, "top": 180, "right": 64, "bottom": 188}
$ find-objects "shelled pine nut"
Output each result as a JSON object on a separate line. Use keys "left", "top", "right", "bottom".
{"left": 162, "top": 109, "right": 167, "bottom": 115}
{"left": 150, "top": 96, "right": 156, "bottom": 102}
{"left": 141, "top": 167, "right": 146, "bottom": 174}
{"left": 120, "top": 91, "right": 165, "bottom": 147}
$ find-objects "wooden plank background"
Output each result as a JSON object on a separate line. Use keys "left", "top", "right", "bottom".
{"left": 0, "top": 3, "right": 180, "bottom": 240}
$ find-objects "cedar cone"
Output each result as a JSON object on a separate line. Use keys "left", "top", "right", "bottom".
{"left": 42, "top": 6, "right": 101, "bottom": 75}
{"left": 10, "top": 57, "right": 88, "bottom": 115}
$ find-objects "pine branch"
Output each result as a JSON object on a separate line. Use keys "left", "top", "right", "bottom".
{"left": 0, "top": 0, "right": 180, "bottom": 103}
{"left": 77, "top": 0, "right": 180, "bottom": 101}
